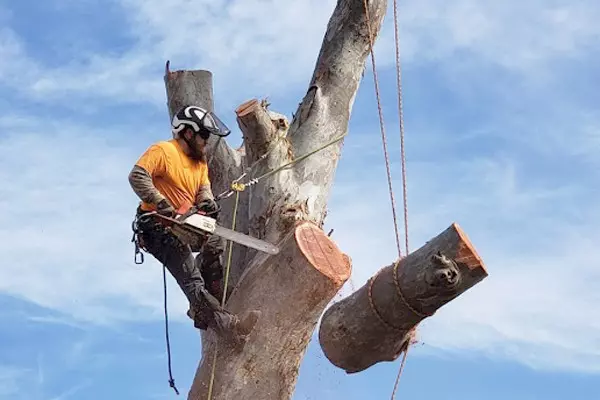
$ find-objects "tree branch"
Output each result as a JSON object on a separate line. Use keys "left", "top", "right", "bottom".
{"left": 233, "top": 98, "right": 294, "bottom": 268}
{"left": 318, "top": 223, "right": 488, "bottom": 374}
{"left": 235, "top": 98, "right": 289, "bottom": 165}
{"left": 164, "top": 61, "right": 244, "bottom": 197}
{"left": 237, "top": 0, "right": 389, "bottom": 251}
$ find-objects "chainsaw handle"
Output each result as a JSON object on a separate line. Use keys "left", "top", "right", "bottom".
{"left": 174, "top": 204, "right": 219, "bottom": 221}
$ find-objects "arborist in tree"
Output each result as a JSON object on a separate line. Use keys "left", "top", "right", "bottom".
{"left": 128, "top": 105, "right": 260, "bottom": 343}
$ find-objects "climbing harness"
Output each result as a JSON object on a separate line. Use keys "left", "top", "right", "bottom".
{"left": 131, "top": 218, "right": 145, "bottom": 265}
{"left": 362, "top": 0, "right": 412, "bottom": 398}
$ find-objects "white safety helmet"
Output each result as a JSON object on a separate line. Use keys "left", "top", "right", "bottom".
{"left": 171, "top": 105, "right": 231, "bottom": 139}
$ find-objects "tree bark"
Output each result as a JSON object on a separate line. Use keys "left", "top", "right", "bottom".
{"left": 318, "top": 223, "right": 489, "bottom": 374}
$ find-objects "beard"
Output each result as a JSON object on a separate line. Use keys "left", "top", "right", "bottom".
{"left": 184, "top": 138, "right": 207, "bottom": 162}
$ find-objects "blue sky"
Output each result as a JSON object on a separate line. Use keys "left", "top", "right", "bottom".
{"left": 1, "top": 0, "right": 599, "bottom": 399}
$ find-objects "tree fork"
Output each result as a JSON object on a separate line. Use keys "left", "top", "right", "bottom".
{"left": 318, "top": 223, "right": 488, "bottom": 374}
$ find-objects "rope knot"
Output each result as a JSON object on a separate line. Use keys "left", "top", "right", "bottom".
{"left": 169, "top": 379, "right": 179, "bottom": 395}
{"left": 231, "top": 181, "right": 246, "bottom": 191}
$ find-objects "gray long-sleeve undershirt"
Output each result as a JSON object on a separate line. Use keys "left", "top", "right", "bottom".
{"left": 128, "top": 165, "right": 166, "bottom": 205}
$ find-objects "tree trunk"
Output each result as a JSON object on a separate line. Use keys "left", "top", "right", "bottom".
{"left": 160, "top": 0, "right": 485, "bottom": 398}
{"left": 162, "top": 0, "right": 387, "bottom": 398}
{"left": 318, "top": 223, "right": 489, "bottom": 374}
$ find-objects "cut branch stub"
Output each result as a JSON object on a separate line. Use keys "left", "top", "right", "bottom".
{"left": 318, "top": 223, "right": 488, "bottom": 374}
{"left": 235, "top": 98, "right": 290, "bottom": 167}
{"left": 187, "top": 221, "right": 351, "bottom": 400}
{"left": 234, "top": 98, "right": 293, "bottom": 271}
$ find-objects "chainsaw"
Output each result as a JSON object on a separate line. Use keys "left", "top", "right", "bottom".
{"left": 141, "top": 202, "right": 280, "bottom": 255}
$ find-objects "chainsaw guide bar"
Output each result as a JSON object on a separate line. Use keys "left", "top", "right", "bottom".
{"left": 148, "top": 212, "right": 280, "bottom": 255}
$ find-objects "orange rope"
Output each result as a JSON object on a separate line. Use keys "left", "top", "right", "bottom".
{"left": 393, "top": 0, "right": 410, "bottom": 257}
{"left": 390, "top": 0, "right": 413, "bottom": 396}
{"left": 362, "top": 0, "right": 403, "bottom": 260}
{"left": 362, "top": 0, "right": 413, "bottom": 398}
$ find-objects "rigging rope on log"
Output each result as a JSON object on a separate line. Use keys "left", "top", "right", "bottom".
{"left": 362, "top": 0, "right": 413, "bottom": 398}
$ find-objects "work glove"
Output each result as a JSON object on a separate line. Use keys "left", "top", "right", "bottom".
{"left": 197, "top": 198, "right": 220, "bottom": 217}
{"left": 156, "top": 199, "right": 176, "bottom": 217}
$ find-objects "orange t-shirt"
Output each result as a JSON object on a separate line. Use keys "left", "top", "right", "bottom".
{"left": 135, "top": 139, "right": 210, "bottom": 211}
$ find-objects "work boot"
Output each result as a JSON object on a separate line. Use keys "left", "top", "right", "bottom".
{"left": 213, "top": 309, "right": 261, "bottom": 345}
{"left": 186, "top": 306, "right": 208, "bottom": 330}
{"left": 234, "top": 309, "right": 261, "bottom": 337}
{"left": 187, "top": 303, "right": 260, "bottom": 342}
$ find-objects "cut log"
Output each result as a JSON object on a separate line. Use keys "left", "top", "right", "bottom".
{"left": 318, "top": 223, "right": 488, "bottom": 374}
{"left": 188, "top": 221, "right": 351, "bottom": 399}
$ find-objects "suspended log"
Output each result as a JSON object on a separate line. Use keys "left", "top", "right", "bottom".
{"left": 318, "top": 223, "right": 488, "bottom": 374}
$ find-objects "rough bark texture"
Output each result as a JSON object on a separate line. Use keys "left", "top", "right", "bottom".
{"left": 188, "top": 221, "right": 351, "bottom": 399}
{"left": 318, "top": 223, "right": 488, "bottom": 374}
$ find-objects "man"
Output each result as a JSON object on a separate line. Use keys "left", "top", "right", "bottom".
{"left": 129, "top": 105, "right": 259, "bottom": 343}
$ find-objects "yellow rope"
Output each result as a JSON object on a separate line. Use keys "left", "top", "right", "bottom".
{"left": 206, "top": 188, "right": 241, "bottom": 399}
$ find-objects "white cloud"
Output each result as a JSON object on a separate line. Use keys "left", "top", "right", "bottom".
{"left": 0, "top": 116, "right": 191, "bottom": 325}
{"left": 1, "top": 0, "right": 599, "bottom": 107}
{"left": 377, "top": 0, "right": 600, "bottom": 72}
